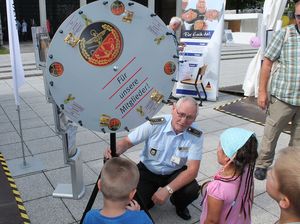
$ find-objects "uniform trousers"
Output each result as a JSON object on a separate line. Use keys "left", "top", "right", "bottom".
{"left": 256, "top": 96, "right": 300, "bottom": 169}
{"left": 135, "top": 162, "right": 200, "bottom": 211}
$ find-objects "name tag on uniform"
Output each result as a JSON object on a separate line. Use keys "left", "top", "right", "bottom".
{"left": 171, "top": 155, "right": 181, "bottom": 165}
{"left": 178, "top": 147, "right": 189, "bottom": 151}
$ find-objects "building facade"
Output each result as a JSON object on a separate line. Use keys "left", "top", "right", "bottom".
{"left": 0, "top": 0, "right": 180, "bottom": 41}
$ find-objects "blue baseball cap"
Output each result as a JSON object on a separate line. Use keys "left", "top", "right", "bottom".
{"left": 220, "top": 128, "right": 256, "bottom": 158}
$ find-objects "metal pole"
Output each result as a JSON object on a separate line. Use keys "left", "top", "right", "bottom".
{"left": 16, "top": 105, "right": 26, "bottom": 166}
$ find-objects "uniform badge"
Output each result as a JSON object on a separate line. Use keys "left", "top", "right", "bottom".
{"left": 178, "top": 147, "right": 189, "bottom": 151}
{"left": 171, "top": 155, "right": 181, "bottom": 165}
{"left": 187, "top": 127, "right": 202, "bottom": 137}
{"left": 146, "top": 117, "right": 165, "bottom": 125}
{"left": 150, "top": 148, "right": 157, "bottom": 156}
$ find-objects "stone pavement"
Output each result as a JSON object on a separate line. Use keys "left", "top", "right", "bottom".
{"left": 0, "top": 42, "right": 287, "bottom": 224}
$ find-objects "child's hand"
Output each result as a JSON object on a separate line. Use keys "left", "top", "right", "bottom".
{"left": 126, "top": 200, "right": 140, "bottom": 211}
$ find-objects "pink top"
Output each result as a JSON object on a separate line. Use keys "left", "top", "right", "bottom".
{"left": 200, "top": 168, "right": 252, "bottom": 224}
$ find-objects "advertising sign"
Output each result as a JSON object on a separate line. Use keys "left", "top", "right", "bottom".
{"left": 31, "top": 26, "right": 50, "bottom": 68}
{"left": 174, "top": 0, "right": 225, "bottom": 101}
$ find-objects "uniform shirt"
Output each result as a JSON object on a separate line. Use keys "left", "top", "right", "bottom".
{"left": 265, "top": 25, "right": 300, "bottom": 106}
{"left": 128, "top": 115, "right": 203, "bottom": 175}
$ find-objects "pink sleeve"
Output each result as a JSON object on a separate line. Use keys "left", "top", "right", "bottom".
{"left": 206, "top": 180, "right": 225, "bottom": 201}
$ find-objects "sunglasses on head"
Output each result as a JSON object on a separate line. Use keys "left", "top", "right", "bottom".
{"left": 295, "top": 14, "right": 300, "bottom": 19}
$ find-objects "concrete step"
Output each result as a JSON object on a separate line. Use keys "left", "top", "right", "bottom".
{"left": 221, "top": 54, "right": 254, "bottom": 61}
{"left": 221, "top": 53, "right": 256, "bottom": 60}
{"left": 0, "top": 69, "right": 42, "bottom": 80}
{"left": 0, "top": 63, "right": 37, "bottom": 73}
{"left": 221, "top": 49, "right": 257, "bottom": 55}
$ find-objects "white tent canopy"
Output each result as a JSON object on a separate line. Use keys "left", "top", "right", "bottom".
{"left": 243, "top": 0, "right": 287, "bottom": 97}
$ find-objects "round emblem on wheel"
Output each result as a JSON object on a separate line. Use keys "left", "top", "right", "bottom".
{"left": 79, "top": 22, "right": 123, "bottom": 66}
{"left": 49, "top": 62, "right": 64, "bottom": 77}
{"left": 111, "top": 1, "right": 125, "bottom": 15}
{"left": 108, "top": 118, "right": 121, "bottom": 131}
{"left": 164, "top": 61, "right": 176, "bottom": 75}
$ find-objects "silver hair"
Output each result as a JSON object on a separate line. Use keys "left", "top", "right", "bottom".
{"left": 175, "top": 96, "right": 199, "bottom": 116}
{"left": 169, "top": 17, "right": 183, "bottom": 26}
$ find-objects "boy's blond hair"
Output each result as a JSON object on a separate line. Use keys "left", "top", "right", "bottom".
{"left": 275, "top": 147, "right": 300, "bottom": 215}
{"left": 100, "top": 157, "right": 139, "bottom": 201}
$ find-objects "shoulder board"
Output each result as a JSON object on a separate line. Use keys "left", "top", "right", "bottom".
{"left": 187, "top": 127, "right": 202, "bottom": 137}
{"left": 147, "top": 117, "right": 166, "bottom": 125}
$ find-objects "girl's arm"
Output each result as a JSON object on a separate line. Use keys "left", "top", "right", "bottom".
{"left": 203, "top": 195, "right": 224, "bottom": 224}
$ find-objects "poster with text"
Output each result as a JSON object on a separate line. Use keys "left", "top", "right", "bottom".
{"left": 174, "top": 0, "right": 225, "bottom": 101}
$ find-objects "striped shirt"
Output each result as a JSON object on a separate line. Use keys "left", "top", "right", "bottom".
{"left": 265, "top": 25, "right": 300, "bottom": 106}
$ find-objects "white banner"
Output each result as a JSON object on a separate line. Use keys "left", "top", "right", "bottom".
{"left": 174, "top": 0, "right": 225, "bottom": 101}
{"left": 243, "top": 0, "right": 287, "bottom": 97}
{"left": 6, "top": 0, "right": 25, "bottom": 105}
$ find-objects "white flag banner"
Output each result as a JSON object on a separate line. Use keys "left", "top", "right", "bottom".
{"left": 6, "top": 0, "right": 25, "bottom": 105}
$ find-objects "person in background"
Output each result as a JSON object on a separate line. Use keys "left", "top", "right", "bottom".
{"left": 21, "top": 19, "right": 28, "bottom": 41}
{"left": 16, "top": 19, "right": 21, "bottom": 39}
{"left": 167, "top": 16, "right": 183, "bottom": 33}
{"left": 46, "top": 18, "right": 52, "bottom": 37}
{"left": 83, "top": 157, "right": 153, "bottom": 224}
{"left": 266, "top": 147, "right": 300, "bottom": 224}
{"left": 104, "top": 96, "right": 203, "bottom": 220}
{"left": 254, "top": 0, "right": 300, "bottom": 180}
{"left": 200, "top": 128, "right": 258, "bottom": 224}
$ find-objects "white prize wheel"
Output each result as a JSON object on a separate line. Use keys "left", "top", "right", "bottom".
{"left": 45, "top": 0, "right": 178, "bottom": 133}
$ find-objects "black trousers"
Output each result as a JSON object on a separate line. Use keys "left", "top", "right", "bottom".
{"left": 135, "top": 162, "right": 200, "bottom": 211}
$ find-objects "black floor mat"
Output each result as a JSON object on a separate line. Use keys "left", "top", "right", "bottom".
{"left": 214, "top": 97, "right": 291, "bottom": 134}
{"left": 219, "top": 84, "right": 244, "bottom": 96}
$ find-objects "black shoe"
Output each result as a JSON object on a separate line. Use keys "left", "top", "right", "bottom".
{"left": 254, "top": 167, "right": 267, "bottom": 180}
{"left": 170, "top": 197, "right": 191, "bottom": 220}
{"left": 176, "top": 207, "right": 191, "bottom": 220}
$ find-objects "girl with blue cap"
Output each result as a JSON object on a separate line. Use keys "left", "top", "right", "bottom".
{"left": 200, "top": 128, "right": 258, "bottom": 224}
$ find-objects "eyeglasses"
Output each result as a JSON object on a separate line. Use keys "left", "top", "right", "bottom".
{"left": 176, "top": 109, "right": 195, "bottom": 121}
{"left": 295, "top": 14, "right": 300, "bottom": 20}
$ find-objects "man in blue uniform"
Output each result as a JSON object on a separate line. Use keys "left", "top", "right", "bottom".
{"left": 105, "top": 96, "right": 203, "bottom": 220}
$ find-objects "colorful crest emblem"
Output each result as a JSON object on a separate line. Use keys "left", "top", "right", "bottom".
{"left": 111, "top": 1, "right": 125, "bottom": 15}
{"left": 164, "top": 61, "right": 176, "bottom": 75}
{"left": 108, "top": 118, "right": 121, "bottom": 131}
{"left": 49, "top": 62, "right": 64, "bottom": 77}
{"left": 79, "top": 22, "right": 123, "bottom": 66}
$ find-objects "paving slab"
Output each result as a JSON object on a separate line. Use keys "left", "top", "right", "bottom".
{"left": 0, "top": 142, "right": 31, "bottom": 159}
{"left": 24, "top": 196, "right": 76, "bottom": 224}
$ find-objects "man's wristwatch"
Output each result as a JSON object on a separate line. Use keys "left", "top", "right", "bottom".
{"left": 166, "top": 185, "right": 174, "bottom": 194}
